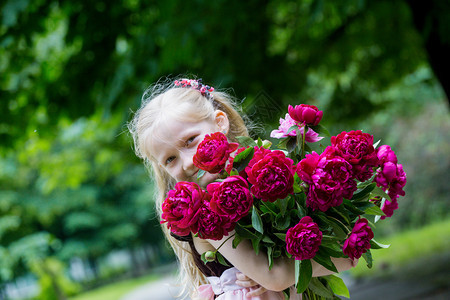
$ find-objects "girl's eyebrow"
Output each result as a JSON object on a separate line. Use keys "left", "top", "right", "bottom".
{"left": 177, "top": 131, "right": 198, "bottom": 145}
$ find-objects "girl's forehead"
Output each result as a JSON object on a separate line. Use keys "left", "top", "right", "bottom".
{"left": 148, "top": 117, "right": 216, "bottom": 156}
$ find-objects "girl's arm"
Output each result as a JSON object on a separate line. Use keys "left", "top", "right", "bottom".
{"left": 206, "top": 232, "right": 356, "bottom": 292}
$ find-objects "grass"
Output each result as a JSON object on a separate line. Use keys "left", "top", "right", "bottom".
{"left": 69, "top": 273, "right": 160, "bottom": 300}
{"left": 350, "top": 218, "right": 450, "bottom": 278}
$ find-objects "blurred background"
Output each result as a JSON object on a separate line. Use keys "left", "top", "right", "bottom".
{"left": 0, "top": 0, "right": 449, "bottom": 299}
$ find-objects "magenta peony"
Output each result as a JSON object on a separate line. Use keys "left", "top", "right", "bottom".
{"left": 298, "top": 147, "right": 357, "bottom": 212}
{"left": 193, "top": 132, "right": 239, "bottom": 173}
{"left": 376, "top": 145, "right": 398, "bottom": 165}
{"left": 331, "top": 130, "right": 379, "bottom": 181}
{"left": 286, "top": 216, "right": 323, "bottom": 260}
{"left": 296, "top": 152, "right": 320, "bottom": 183}
{"left": 375, "top": 162, "right": 406, "bottom": 218}
{"left": 246, "top": 149, "right": 296, "bottom": 202}
{"left": 197, "top": 202, "right": 235, "bottom": 240}
{"left": 375, "top": 162, "right": 398, "bottom": 189}
{"left": 207, "top": 175, "right": 253, "bottom": 223}
{"left": 343, "top": 218, "right": 374, "bottom": 260}
{"left": 161, "top": 181, "right": 208, "bottom": 236}
{"left": 380, "top": 198, "right": 398, "bottom": 219}
{"left": 288, "top": 104, "right": 323, "bottom": 126}
{"left": 270, "top": 113, "right": 323, "bottom": 142}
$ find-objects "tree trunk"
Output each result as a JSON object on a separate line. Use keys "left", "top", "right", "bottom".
{"left": 406, "top": 0, "right": 450, "bottom": 104}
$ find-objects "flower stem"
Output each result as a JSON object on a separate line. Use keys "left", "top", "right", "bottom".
{"left": 215, "top": 233, "right": 235, "bottom": 252}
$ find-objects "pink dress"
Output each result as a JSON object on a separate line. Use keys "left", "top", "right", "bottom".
{"left": 195, "top": 267, "right": 302, "bottom": 300}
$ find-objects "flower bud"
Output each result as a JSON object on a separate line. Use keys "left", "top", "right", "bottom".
{"left": 261, "top": 140, "right": 272, "bottom": 149}
{"left": 204, "top": 251, "right": 216, "bottom": 262}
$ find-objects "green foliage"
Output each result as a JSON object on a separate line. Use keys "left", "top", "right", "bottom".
{"left": 30, "top": 258, "right": 80, "bottom": 300}
{"left": 0, "top": 0, "right": 448, "bottom": 297}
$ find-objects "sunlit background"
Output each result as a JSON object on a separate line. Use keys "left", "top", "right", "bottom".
{"left": 1, "top": 0, "right": 449, "bottom": 299}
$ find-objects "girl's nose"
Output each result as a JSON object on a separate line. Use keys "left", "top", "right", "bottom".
{"left": 181, "top": 151, "right": 195, "bottom": 172}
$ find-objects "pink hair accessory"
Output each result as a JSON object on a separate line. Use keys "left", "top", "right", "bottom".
{"left": 174, "top": 78, "right": 215, "bottom": 100}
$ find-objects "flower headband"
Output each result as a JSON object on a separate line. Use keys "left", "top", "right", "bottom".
{"left": 173, "top": 78, "right": 215, "bottom": 101}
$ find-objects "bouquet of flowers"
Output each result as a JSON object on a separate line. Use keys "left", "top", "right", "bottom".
{"left": 161, "top": 104, "right": 407, "bottom": 298}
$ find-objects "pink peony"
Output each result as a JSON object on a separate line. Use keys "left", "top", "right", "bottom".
{"left": 270, "top": 113, "right": 323, "bottom": 142}
{"left": 193, "top": 132, "right": 239, "bottom": 173}
{"left": 286, "top": 216, "right": 323, "bottom": 260}
{"left": 197, "top": 202, "right": 235, "bottom": 240}
{"left": 207, "top": 175, "right": 253, "bottom": 223}
{"left": 331, "top": 130, "right": 379, "bottom": 181}
{"left": 161, "top": 182, "right": 208, "bottom": 236}
{"left": 288, "top": 104, "right": 323, "bottom": 126}
{"left": 343, "top": 218, "right": 374, "bottom": 260}
{"left": 246, "top": 149, "right": 296, "bottom": 202}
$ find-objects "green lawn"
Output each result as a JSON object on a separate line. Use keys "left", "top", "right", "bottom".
{"left": 350, "top": 218, "right": 450, "bottom": 278}
{"left": 69, "top": 273, "right": 160, "bottom": 300}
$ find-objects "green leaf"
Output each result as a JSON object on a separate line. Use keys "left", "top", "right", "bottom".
{"left": 287, "top": 137, "right": 297, "bottom": 153}
{"left": 362, "top": 249, "right": 373, "bottom": 268}
{"left": 370, "top": 239, "right": 390, "bottom": 249}
{"left": 364, "top": 204, "right": 386, "bottom": 216}
{"left": 232, "top": 235, "right": 242, "bottom": 248}
{"left": 370, "top": 186, "right": 392, "bottom": 202}
{"left": 293, "top": 181, "right": 302, "bottom": 193}
{"left": 230, "top": 169, "right": 239, "bottom": 176}
{"left": 343, "top": 200, "right": 365, "bottom": 216}
{"left": 351, "top": 183, "right": 376, "bottom": 201}
{"left": 236, "top": 136, "right": 257, "bottom": 148}
{"left": 319, "top": 244, "right": 345, "bottom": 258}
{"left": 267, "top": 246, "right": 274, "bottom": 270}
{"left": 277, "top": 197, "right": 289, "bottom": 217}
{"left": 252, "top": 207, "right": 264, "bottom": 234}
{"left": 308, "top": 277, "right": 334, "bottom": 298}
{"left": 216, "top": 252, "right": 230, "bottom": 267}
{"left": 319, "top": 215, "right": 348, "bottom": 239}
{"left": 373, "top": 139, "right": 381, "bottom": 148}
{"left": 234, "top": 147, "right": 255, "bottom": 173}
{"left": 295, "top": 259, "right": 312, "bottom": 294}
{"left": 288, "top": 125, "right": 298, "bottom": 133}
{"left": 309, "top": 124, "right": 331, "bottom": 137}
{"left": 314, "top": 249, "right": 338, "bottom": 273}
{"left": 257, "top": 137, "right": 263, "bottom": 147}
{"left": 235, "top": 223, "right": 260, "bottom": 240}
{"left": 251, "top": 237, "right": 261, "bottom": 255}
{"left": 275, "top": 214, "right": 290, "bottom": 231}
{"left": 324, "top": 275, "right": 350, "bottom": 298}
{"left": 201, "top": 252, "right": 207, "bottom": 264}
{"left": 274, "top": 233, "right": 287, "bottom": 241}
{"left": 197, "top": 169, "right": 206, "bottom": 179}
{"left": 296, "top": 202, "right": 307, "bottom": 219}
{"left": 262, "top": 235, "right": 275, "bottom": 245}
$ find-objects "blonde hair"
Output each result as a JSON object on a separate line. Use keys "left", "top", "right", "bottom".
{"left": 128, "top": 78, "right": 250, "bottom": 298}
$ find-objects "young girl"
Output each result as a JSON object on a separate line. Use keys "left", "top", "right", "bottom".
{"left": 128, "top": 78, "right": 356, "bottom": 299}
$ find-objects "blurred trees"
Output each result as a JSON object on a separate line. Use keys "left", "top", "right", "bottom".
{"left": 0, "top": 0, "right": 448, "bottom": 298}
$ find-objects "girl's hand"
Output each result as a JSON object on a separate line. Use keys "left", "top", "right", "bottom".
{"left": 235, "top": 272, "right": 267, "bottom": 297}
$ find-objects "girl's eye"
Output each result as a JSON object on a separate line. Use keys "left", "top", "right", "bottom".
{"left": 186, "top": 136, "right": 197, "bottom": 146}
{"left": 165, "top": 156, "right": 176, "bottom": 165}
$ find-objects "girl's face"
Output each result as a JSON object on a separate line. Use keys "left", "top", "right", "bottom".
{"left": 150, "top": 112, "right": 229, "bottom": 187}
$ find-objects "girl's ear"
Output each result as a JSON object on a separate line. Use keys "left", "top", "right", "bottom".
{"left": 214, "top": 110, "right": 230, "bottom": 134}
